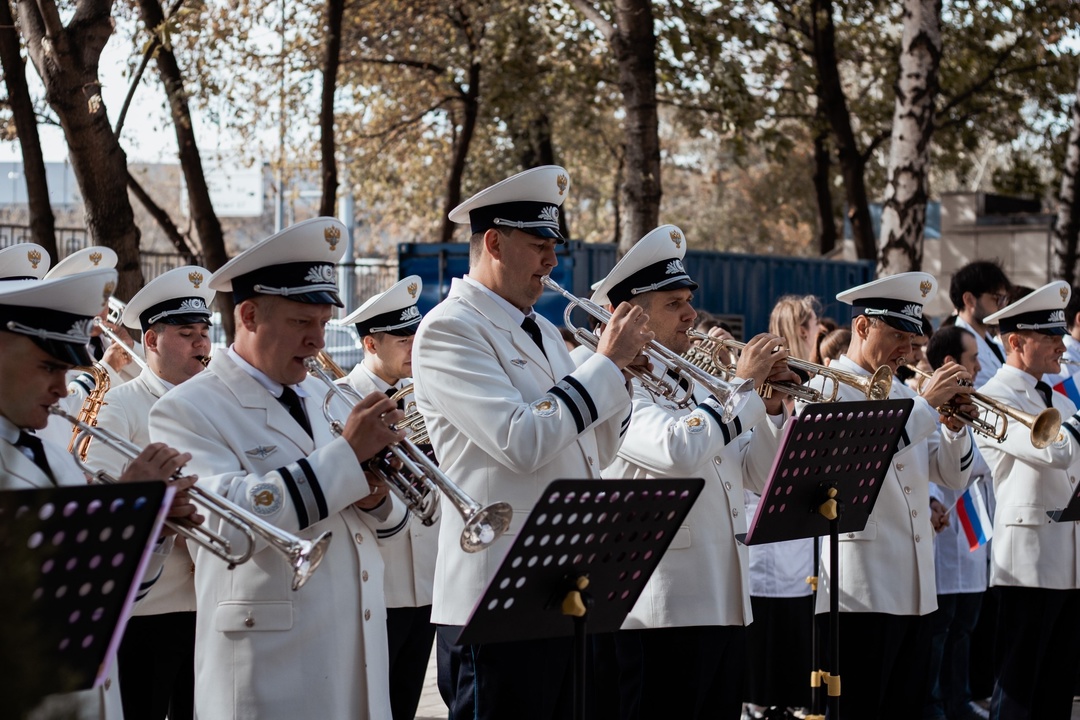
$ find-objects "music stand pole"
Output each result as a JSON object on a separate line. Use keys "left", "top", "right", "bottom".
{"left": 458, "top": 477, "right": 705, "bottom": 720}
{"left": 739, "top": 399, "right": 914, "bottom": 720}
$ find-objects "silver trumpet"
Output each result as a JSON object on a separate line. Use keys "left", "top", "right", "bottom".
{"left": 98, "top": 297, "right": 151, "bottom": 374}
{"left": 541, "top": 276, "right": 754, "bottom": 421}
{"left": 304, "top": 356, "right": 512, "bottom": 553}
{"left": 686, "top": 330, "right": 894, "bottom": 403}
{"left": 49, "top": 406, "right": 331, "bottom": 590}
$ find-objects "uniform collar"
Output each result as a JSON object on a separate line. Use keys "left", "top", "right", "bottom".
{"left": 227, "top": 345, "right": 310, "bottom": 398}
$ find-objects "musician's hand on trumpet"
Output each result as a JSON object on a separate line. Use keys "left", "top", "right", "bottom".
{"left": 595, "top": 302, "right": 655, "bottom": 381}
{"left": 97, "top": 317, "right": 137, "bottom": 373}
{"left": 733, "top": 333, "right": 800, "bottom": 414}
{"left": 355, "top": 471, "right": 392, "bottom": 510}
{"left": 116, "top": 442, "right": 204, "bottom": 536}
{"left": 916, "top": 360, "right": 977, "bottom": 433}
{"left": 340, "top": 390, "right": 407, "bottom": 466}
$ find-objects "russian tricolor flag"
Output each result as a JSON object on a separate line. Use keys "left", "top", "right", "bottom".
{"left": 1054, "top": 373, "right": 1080, "bottom": 407}
{"left": 955, "top": 477, "right": 993, "bottom": 552}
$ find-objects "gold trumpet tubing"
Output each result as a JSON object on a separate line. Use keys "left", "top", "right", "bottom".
{"left": 68, "top": 363, "right": 110, "bottom": 459}
{"left": 687, "top": 330, "right": 892, "bottom": 402}
{"left": 93, "top": 317, "right": 151, "bottom": 374}
{"left": 305, "top": 355, "right": 513, "bottom": 552}
{"left": 49, "top": 406, "right": 332, "bottom": 590}
{"left": 542, "top": 276, "right": 754, "bottom": 419}
{"left": 901, "top": 364, "right": 1062, "bottom": 449}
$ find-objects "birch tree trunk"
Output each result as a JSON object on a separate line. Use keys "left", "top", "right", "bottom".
{"left": 1053, "top": 66, "right": 1080, "bottom": 286}
{"left": 878, "top": 0, "right": 942, "bottom": 276}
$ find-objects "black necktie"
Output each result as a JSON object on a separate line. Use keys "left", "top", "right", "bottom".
{"left": 521, "top": 316, "right": 547, "bottom": 358}
{"left": 1035, "top": 380, "right": 1054, "bottom": 409}
{"left": 16, "top": 431, "right": 56, "bottom": 486}
{"left": 279, "top": 386, "right": 313, "bottom": 438}
{"left": 987, "top": 337, "right": 1005, "bottom": 364}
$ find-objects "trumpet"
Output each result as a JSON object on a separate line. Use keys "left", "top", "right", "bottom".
{"left": 685, "top": 330, "right": 893, "bottom": 404}
{"left": 390, "top": 384, "right": 429, "bottom": 445}
{"left": 541, "top": 276, "right": 754, "bottom": 421}
{"left": 900, "top": 364, "right": 1062, "bottom": 449}
{"left": 94, "top": 315, "right": 151, "bottom": 374}
{"left": 49, "top": 406, "right": 331, "bottom": 590}
{"left": 304, "top": 355, "right": 512, "bottom": 553}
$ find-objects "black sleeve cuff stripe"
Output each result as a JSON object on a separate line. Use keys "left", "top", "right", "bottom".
{"left": 296, "top": 458, "right": 328, "bottom": 521}
{"left": 898, "top": 429, "right": 910, "bottom": 450}
{"left": 136, "top": 565, "right": 164, "bottom": 600}
{"left": 563, "top": 375, "right": 598, "bottom": 424}
{"left": 278, "top": 465, "right": 311, "bottom": 530}
{"left": 550, "top": 386, "right": 586, "bottom": 434}
{"left": 699, "top": 400, "right": 725, "bottom": 427}
{"left": 376, "top": 511, "right": 411, "bottom": 538}
{"left": 733, "top": 416, "right": 743, "bottom": 437}
{"left": 71, "top": 376, "right": 94, "bottom": 395}
{"left": 1064, "top": 422, "right": 1080, "bottom": 445}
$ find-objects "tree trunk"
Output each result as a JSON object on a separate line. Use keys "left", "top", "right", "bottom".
{"left": 134, "top": 0, "right": 233, "bottom": 334}
{"left": 1054, "top": 65, "right": 1080, "bottom": 286}
{"left": 809, "top": 0, "right": 876, "bottom": 261}
{"left": 0, "top": 0, "right": 58, "bottom": 262}
{"left": 812, "top": 124, "right": 837, "bottom": 255}
{"left": 877, "top": 0, "right": 942, "bottom": 275}
{"left": 438, "top": 59, "right": 480, "bottom": 244}
{"left": 610, "top": 0, "right": 660, "bottom": 254}
{"left": 317, "top": 0, "right": 344, "bottom": 219}
{"left": 16, "top": 0, "right": 144, "bottom": 298}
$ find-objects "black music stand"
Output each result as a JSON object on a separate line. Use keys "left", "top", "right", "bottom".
{"left": 0, "top": 482, "right": 173, "bottom": 716}
{"left": 457, "top": 477, "right": 704, "bottom": 720}
{"left": 738, "top": 399, "right": 914, "bottom": 720}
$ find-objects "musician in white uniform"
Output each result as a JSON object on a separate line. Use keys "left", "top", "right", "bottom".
{"left": 804, "top": 273, "right": 975, "bottom": 720}
{"left": 337, "top": 274, "right": 439, "bottom": 720}
{"left": 1042, "top": 287, "right": 1080, "bottom": 387}
{"left": 590, "top": 225, "right": 798, "bottom": 719}
{"left": 85, "top": 265, "right": 214, "bottom": 720}
{"left": 0, "top": 242, "right": 51, "bottom": 280}
{"left": 412, "top": 166, "right": 649, "bottom": 720}
{"left": 972, "top": 281, "right": 1080, "bottom": 719}
{"left": 0, "top": 268, "right": 198, "bottom": 720}
{"left": 948, "top": 260, "right": 1011, "bottom": 387}
{"left": 149, "top": 218, "right": 409, "bottom": 720}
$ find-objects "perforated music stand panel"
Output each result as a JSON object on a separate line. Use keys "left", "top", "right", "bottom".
{"left": 457, "top": 478, "right": 704, "bottom": 646}
{"left": 742, "top": 399, "right": 914, "bottom": 545}
{"left": 0, "top": 482, "right": 172, "bottom": 697}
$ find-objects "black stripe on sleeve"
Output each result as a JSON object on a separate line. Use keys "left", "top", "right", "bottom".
{"left": 278, "top": 465, "right": 311, "bottom": 530}
{"left": 296, "top": 458, "right": 328, "bottom": 523}
{"left": 550, "top": 386, "right": 585, "bottom": 433}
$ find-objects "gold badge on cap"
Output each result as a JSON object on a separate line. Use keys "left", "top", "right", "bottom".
{"left": 557, "top": 174, "right": 569, "bottom": 196}
{"left": 919, "top": 280, "right": 932, "bottom": 298}
{"left": 89, "top": 251, "right": 103, "bottom": 266}
{"left": 1062, "top": 286, "right": 1069, "bottom": 302}
{"left": 325, "top": 224, "right": 341, "bottom": 251}
{"left": 102, "top": 281, "right": 116, "bottom": 302}
{"left": 189, "top": 271, "right": 204, "bottom": 289}
{"left": 27, "top": 249, "right": 41, "bottom": 269}
{"left": 670, "top": 229, "right": 683, "bottom": 249}
{"left": 407, "top": 282, "right": 418, "bottom": 298}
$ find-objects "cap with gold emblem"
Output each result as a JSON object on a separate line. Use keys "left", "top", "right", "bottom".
{"left": 44, "top": 246, "right": 118, "bottom": 279}
{"left": 837, "top": 272, "right": 937, "bottom": 335}
{"left": 210, "top": 218, "right": 346, "bottom": 307}
{"left": 591, "top": 225, "right": 698, "bottom": 307}
{"left": 985, "top": 280, "right": 1070, "bottom": 336}
{"left": 341, "top": 275, "right": 423, "bottom": 337}
{"left": 122, "top": 265, "right": 215, "bottom": 334}
{"left": 0, "top": 243, "right": 51, "bottom": 280}
{"left": 0, "top": 267, "right": 118, "bottom": 365}
{"left": 449, "top": 165, "right": 570, "bottom": 242}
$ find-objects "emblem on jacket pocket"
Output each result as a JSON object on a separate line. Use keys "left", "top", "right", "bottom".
{"left": 245, "top": 445, "right": 277, "bottom": 459}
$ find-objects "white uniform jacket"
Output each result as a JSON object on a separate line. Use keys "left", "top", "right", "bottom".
{"left": 602, "top": 368, "right": 786, "bottom": 628}
{"left": 341, "top": 363, "right": 438, "bottom": 608}
{"left": 148, "top": 352, "right": 408, "bottom": 720}
{"left": 974, "top": 364, "right": 1080, "bottom": 590}
{"left": 412, "top": 277, "right": 632, "bottom": 626}
{"left": 86, "top": 368, "right": 197, "bottom": 616}
{"left": 954, "top": 317, "right": 1004, "bottom": 388}
{"left": 801, "top": 356, "right": 974, "bottom": 616}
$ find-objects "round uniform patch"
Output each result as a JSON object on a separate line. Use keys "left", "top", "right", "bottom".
{"left": 249, "top": 482, "right": 283, "bottom": 515}
{"left": 683, "top": 412, "right": 706, "bottom": 433}
{"left": 532, "top": 396, "right": 559, "bottom": 418}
